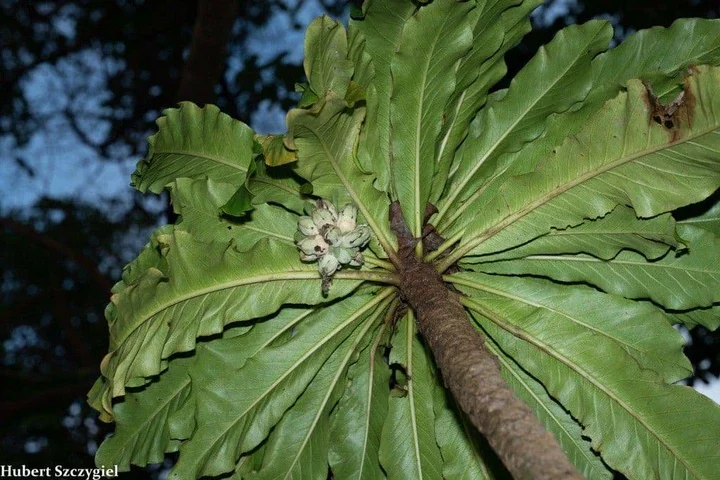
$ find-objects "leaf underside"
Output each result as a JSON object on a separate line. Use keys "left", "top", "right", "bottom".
{"left": 93, "top": 2, "right": 720, "bottom": 479}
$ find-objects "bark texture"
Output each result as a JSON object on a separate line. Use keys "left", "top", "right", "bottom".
{"left": 391, "top": 202, "right": 582, "bottom": 480}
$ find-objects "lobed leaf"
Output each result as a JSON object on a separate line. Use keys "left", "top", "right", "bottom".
{"left": 131, "top": 102, "right": 254, "bottom": 193}
{"left": 449, "top": 66, "right": 720, "bottom": 265}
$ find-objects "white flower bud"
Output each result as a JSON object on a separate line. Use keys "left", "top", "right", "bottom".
{"left": 340, "top": 225, "right": 371, "bottom": 248}
{"left": 297, "top": 234, "right": 329, "bottom": 256}
{"left": 332, "top": 246, "right": 355, "bottom": 264}
{"left": 324, "top": 226, "right": 342, "bottom": 246}
{"left": 336, "top": 204, "right": 358, "bottom": 233}
{"left": 319, "top": 253, "right": 340, "bottom": 276}
{"left": 299, "top": 252, "right": 319, "bottom": 261}
{"left": 317, "top": 199, "right": 338, "bottom": 219}
{"left": 297, "top": 216, "right": 318, "bottom": 236}
{"left": 312, "top": 207, "right": 336, "bottom": 230}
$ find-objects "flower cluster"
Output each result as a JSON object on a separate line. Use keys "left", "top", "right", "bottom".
{"left": 295, "top": 200, "right": 371, "bottom": 277}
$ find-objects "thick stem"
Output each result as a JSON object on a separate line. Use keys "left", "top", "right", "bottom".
{"left": 398, "top": 254, "right": 582, "bottom": 480}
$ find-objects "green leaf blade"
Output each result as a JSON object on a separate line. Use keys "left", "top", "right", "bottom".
{"left": 132, "top": 103, "right": 254, "bottom": 193}
{"left": 389, "top": 0, "right": 474, "bottom": 237}
{"left": 287, "top": 96, "right": 396, "bottom": 259}
{"left": 352, "top": 0, "right": 417, "bottom": 192}
{"left": 475, "top": 225, "right": 720, "bottom": 310}
{"left": 471, "top": 205, "right": 679, "bottom": 263}
{"left": 451, "top": 273, "right": 692, "bottom": 383}
{"left": 99, "top": 231, "right": 366, "bottom": 412}
{"left": 329, "top": 319, "right": 392, "bottom": 480}
{"left": 436, "top": 21, "right": 613, "bottom": 229}
{"left": 170, "top": 291, "right": 393, "bottom": 480}
{"left": 463, "top": 284, "right": 720, "bottom": 480}
{"left": 449, "top": 66, "right": 720, "bottom": 265}
{"left": 379, "top": 312, "right": 443, "bottom": 480}
{"left": 251, "top": 295, "right": 392, "bottom": 480}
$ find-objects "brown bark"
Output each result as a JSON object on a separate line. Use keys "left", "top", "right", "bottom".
{"left": 176, "top": 0, "right": 239, "bottom": 105}
{"left": 391, "top": 202, "right": 582, "bottom": 480}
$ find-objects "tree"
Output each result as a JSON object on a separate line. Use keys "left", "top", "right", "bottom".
{"left": 90, "top": 0, "right": 720, "bottom": 478}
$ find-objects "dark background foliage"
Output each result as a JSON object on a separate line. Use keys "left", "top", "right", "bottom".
{"left": 1, "top": 0, "right": 718, "bottom": 476}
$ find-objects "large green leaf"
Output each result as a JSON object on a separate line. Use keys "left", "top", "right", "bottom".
{"left": 476, "top": 224, "right": 720, "bottom": 311}
{"left": 379, "top": 312, "right": 443, "bottom": 480}
{"left": 168, "top": 178, "right": 297, "bottom": 246}
{"left": 249, "top": 296, "right": 393, "bottom": 480}
{"left": 351, "top": 0, "right": 416, "bottom": 192}
{"left": 450, "top": 273, "right": 691, "bottom": 383}
{"left": 97, "top": 230, "right": 375, "bottom": 417}
{"left": 434, "top": 21, "right": 613, "bottom": 230}
{"left": 303, "top": 16, "right": 354, "bottom": 101}
{"left": 95, "top": 307, "right": 308, "bottom": 470}
{"left": 329, "top": 310, "right": 393, "bottom": 480}
{"left": 287, "top": 95, "right": 396, "bottom": 258}
{"left": 460, "top": 283, "right": 720, "bottom": 479}
{"left": 431, "top": 0, "right": 542, "bottom": 203}
{"left": 169, "top": 290, "right": 394, "bottom": 480}
{"left": 438, "top": 19, "right": 720, "bottom": 238}
{"left": 389, "top": 0, "right": 474, "bottom": 237}
{"left": 444, "top": 66, "right": 720, "bottom": 266}
{"left": 95, "top": 355, "right": 192, "bottom": 469}
{"left": 470, "top": 205, "right": 679, "bottom": 263}
{"left": 132, "top": 102, "right": 254, "bottom": 193}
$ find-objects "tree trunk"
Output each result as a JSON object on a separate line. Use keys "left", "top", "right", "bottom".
{"left": 176, "top": 0, "right": 239, "bottom": 105}
{"left": 391, "top": 202, "right": 582, "bottom": 480}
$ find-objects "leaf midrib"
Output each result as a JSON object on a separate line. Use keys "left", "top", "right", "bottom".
{"left": 303, "top": 117, "right": 397, "bottom": 261}
{"left": 158, "top": 150, "right": 248, "bottom": 173}
{"left": 518, "top": 254, "right": 719, "bottom": 276}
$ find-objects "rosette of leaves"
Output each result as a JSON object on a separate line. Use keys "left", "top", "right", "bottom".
{"left": 90, "top": 1, "right": 720, "bottom": 479}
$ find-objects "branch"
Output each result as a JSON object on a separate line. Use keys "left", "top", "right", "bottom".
{"left": 390, "top": 202, "right": 581, "bottom": 480}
